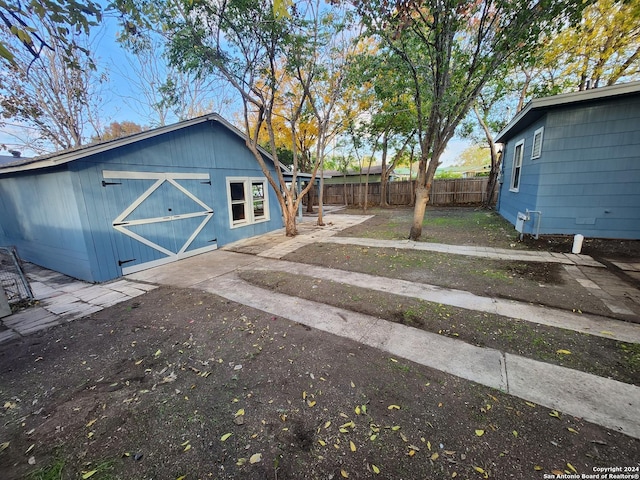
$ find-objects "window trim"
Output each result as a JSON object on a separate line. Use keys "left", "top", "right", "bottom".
{"left": 531, "top": 127, "right": 544, "bottom": 160}
{"left": 226, "top": 177, "right": 270, "bottom": 229}
{"left": 510, "top": 139, "right": 524, "bottom": 192}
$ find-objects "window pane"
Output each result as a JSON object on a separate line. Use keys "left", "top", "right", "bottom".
{"left": 252, "top": 182, "right": 264, "bottom": 199}
{"left": 230, "top": 182, "right": 245, "bottom": 201}
{"left": 232, "top": 203, "right": 246, "bottom": 221}
{"left": 253, "top": 200, "right": 265, "bottom": 218}
{"left": 513, "top": 167, "right": 520, "bottom": 189}
{"left": 514, "top": 144, "right": 523, "bottom": 166}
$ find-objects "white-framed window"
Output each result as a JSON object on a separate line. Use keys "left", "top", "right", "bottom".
{"left": 510, "top": 139, "right": 524, "bottom": 192}
{"left": 531, "top": 127, "right": 544, "bottom": 159}
{"left": 227, "top": 177, "right": 270, "bottom": 228}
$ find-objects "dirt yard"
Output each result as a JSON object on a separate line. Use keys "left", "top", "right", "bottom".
{"left": 1, "top": 207, "right": 639, "bottom": 479}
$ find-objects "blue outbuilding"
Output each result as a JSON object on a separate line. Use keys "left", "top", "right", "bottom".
{"left": 0, "top": 114, "right": 285, "bottom": 282}
{"left": 496, "top": 81, "right": 640, "bottom": 240}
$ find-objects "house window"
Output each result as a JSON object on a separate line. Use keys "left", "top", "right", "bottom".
{"left": 510, "top": 139, "right": 524, "bottom": 192}
{"left": 227, "top": 177, "right": 270, "bottom": 228}
{"left": 531, "top": 127, "right": 544, "bottom": 159}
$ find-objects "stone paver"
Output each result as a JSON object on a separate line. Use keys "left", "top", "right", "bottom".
{"left": 0, "top": 270, "right": 157, "bottom": 342}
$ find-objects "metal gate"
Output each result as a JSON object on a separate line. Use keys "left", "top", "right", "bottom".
{"left": 103, "top": 171, "right": 218, "bottom": 275}
{"left": 0, "top": 246, "right": 34, "bottom": 304}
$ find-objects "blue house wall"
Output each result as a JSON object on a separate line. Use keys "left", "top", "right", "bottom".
{"left": 0, "top": 167, "right": 94, "bottom": 280}
{"left": 498, "top": 94, "right": 640, "bottom": 239}
{"left": 0, "top": 117, "right": 284, "bottom": 282}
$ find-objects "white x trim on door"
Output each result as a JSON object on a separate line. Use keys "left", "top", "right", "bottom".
{"left": 103, "top": 170, "right": 216, "bottom": 274}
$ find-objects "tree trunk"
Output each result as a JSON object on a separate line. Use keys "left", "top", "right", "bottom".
{"left": 284, "top": 202, "right": 298, "bottom": 237}
{"left": 306, "top": 183, "right": 315, "bottom": 213}
{"left": 484, "top": 166, "right": 499, "bottom": 208}
{"left": 317, "top": 163, "right": 325, "bottom": 226}
{"left": 409, "top": 183, "right": 429, "bottom": 240}
{"left": 473, "top": 103, "right": 501, "bottom": 209}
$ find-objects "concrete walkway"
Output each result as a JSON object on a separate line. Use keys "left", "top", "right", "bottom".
{"left": 3, "top": 213, "right": 640, "bottom": 439}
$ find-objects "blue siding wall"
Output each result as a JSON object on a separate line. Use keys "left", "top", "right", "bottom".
{"left": 69, "top": 120, "right": 283, "bottom": 281}
{"left": 499, "top": 96, "right": 640, "bottom": 239}
{"left": 497, "top": 118, "right": 545, "bottom": 234}
{"left": 0, "top": 167, "right": 93, "bottom": 279}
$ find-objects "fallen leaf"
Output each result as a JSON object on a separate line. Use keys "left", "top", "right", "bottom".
{"left": 183, "top": 444, "right": 191, "bottom": 452}
{"left": 361, "top": 405, "right": 367, "bottom": 414}
{"left": 408, "top": 449, "right": 416, "bottom": 457}
{"left": 474, "top": 466, "right": 488, "bottom": 478}
{"left": 371, "top": 464, "right": 380, "bottom": 474}
{"left": 391, "top": 426, "right": 401, "bottom": 431}
{"left": 512, "top": 430, "right": 518, "bottom": 438}
{"left": 153, "top": 349, "right": 162, "bottom": 358}
{"left": 25, "top": 444, "right": 34, "bottom": 454}
{"left": 177, "top": 476, "right": 186, "bottom": 480}
{"left": 220, "top": 433, "right": 232, "bottom": 442}
{"left": 339, "top": 428, "right": 349, "bottom": 433}
{"left": 350, "top": 441, "right": 356, "bottom": 452}
{"left": 389, "top": 358, "right": 398, "bottom": 363}
{"left": 235, "top": 409, "right": 245, "bottom": 417}
{"left": 556, "top": 349, "right": 571, "bottom": 355}
{"left": 370, "top": 434, "right": 377, "bottom": 441}
{"left": 452, "top": 472, "right": 458, "bottom": 478}
{"left": 135, "top": 359, "right": 143, "bottom": 365}
{"left": 400, "top": 432, "right": 408, "bottom": 442}
{"left": 318, "top": 439, "right": 326, "bottom": 446}
{"left": 567, "top": 463, "right": 577, "bottom": 474}
{"left": 86, "top": 419, "right": 97, "bottom": 428}
{"left": 340, "top": 421, "right": 355, "bottom": 429}
{"left": 475, "top": 430, "right": 485, "bottom": 437}
{"left": 302, "top": 391, "right": 307, "bottom": 399}
{"left": 249, "top": 453, "right": 262, "bottom": 464}
{"left": 549, "top": 411, "right": 561, "bottom": 419}
{"left": 388, "top": 404, "right": 401, "bottom": 410}
{"left": 307, "top": 400, "right": 316, "bottom": 408}
{"left": 350, "top": 381, "right": 355, "bottom": 388}
{"left": 236, "top": 458, "right": 247, "bottom": 466}
{"left": 0, "top": 442, "right": 9, "bottom": 453}
{"left": 324, "top": 421, "right": 331, "bottom": 429}
{"left": 567, "top": 427, "right": 579, "bottom": 434}
{"left": 525, "top": 401, "right": 536, "bottom": 408}
{"left": 355, "top": 406, "right": 361, "bottom": 415}
{"left": 552, "top": 470, "right": 564, "bottom": 476}
{"left": 427, "top": 441, "right": 432, "bottom": 451}
{"left": 534, "top": 466, "right": 543, "bottom": 471}
{"left": 81, "top": 471, "right": 97, "bottom": 479}
{"left": 341, "top": 469, "right": 349, "bottom": 478}
{"left": 600, "top": 331, "right": 614, "bottom": 336}
{"left": 430, "top": 452, "right": 439, "bottom": 461}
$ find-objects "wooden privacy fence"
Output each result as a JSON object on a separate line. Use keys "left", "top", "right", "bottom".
{"left": 321, "top": 178, "right": 496, "bottom": 206}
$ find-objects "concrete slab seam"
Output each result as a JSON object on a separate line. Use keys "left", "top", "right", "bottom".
{"left": 501, "top": 351, "right": 509, "bottom": 394}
